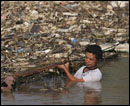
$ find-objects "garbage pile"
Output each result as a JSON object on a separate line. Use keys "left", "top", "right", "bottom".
{"left": 1, "top": 1, "right": 129, "bottom": 78}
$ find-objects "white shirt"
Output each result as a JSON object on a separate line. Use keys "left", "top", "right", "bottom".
{"left": 74, "top": 66, "right": 102, "bottom": 82}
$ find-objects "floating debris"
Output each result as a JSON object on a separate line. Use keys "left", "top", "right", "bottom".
{"left": 115, "top": 43, "right": 129, "bottom": 53}
{"left": 1, "top": 1, "right": 129, "bottom": 86}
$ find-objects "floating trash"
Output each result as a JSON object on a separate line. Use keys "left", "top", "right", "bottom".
{"left": 115, "top": 43, "right": 129, "bottom": 53}
{"left": 1, "top": 1, "right": 129, "bottom": 84}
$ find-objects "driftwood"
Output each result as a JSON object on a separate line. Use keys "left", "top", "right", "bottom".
{"left": 15, "top": 61, "right": 68, "bottom": 78}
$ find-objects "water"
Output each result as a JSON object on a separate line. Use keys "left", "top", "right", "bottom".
{"left": 1, "top": 57, "right": 129, "bottom": 105}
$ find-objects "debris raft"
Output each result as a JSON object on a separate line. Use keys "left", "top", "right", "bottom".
{"left": 1, "top": 1, "right": 129, "bottom": 81}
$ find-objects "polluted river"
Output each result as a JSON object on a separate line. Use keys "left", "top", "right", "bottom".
{"left": 1, "top": 1, "right": 129, "bottom": 105}
{"left": 1, "top": 57, "right": 129, "bottom": 105}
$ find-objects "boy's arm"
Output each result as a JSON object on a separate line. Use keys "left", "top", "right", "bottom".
{"left": 57, "top": 63, "right": 84, "bottom": 82}
{"left": 63, "top": 67, "right": 84, "bottom": 82}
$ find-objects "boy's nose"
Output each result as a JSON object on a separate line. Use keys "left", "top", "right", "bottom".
{"left": 86, "top": 58, "right": 90, "bottom": 63}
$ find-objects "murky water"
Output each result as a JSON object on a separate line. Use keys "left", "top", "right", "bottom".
{"left": 1, "top": 57, "right": 129, "bottom": 105}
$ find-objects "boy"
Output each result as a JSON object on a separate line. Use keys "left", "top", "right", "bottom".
{"left": 57, "top": 45, "right": 103, "bottom": 82}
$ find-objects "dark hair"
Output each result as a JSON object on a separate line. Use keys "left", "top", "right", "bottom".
{"left": 85, "top": 44, "right": 103, "bottom": 60}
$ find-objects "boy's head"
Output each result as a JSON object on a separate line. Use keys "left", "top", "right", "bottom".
{"left": 84, "top": 45, "right": 103, "bottom": 68}
{"left": 85, "top": 44, "right": 103, "bottom": 60}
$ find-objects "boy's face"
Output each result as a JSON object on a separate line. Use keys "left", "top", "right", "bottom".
{"left": 85, "top": 52, "right": 97, "bottom": 68}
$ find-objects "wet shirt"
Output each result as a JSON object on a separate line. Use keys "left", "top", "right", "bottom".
{"left": 74, "top": 66, "right": 102, "bottom": 82}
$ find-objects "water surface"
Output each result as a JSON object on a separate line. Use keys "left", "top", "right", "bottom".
{"left": 1, "top": 57, "right": 129, "bottom": 105}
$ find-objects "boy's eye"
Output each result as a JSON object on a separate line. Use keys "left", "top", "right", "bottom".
{"left": 85, "top": 56, "right": 94, "bottom": 61}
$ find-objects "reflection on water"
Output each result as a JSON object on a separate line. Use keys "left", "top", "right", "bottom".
{"left": 1, "top": 76, "right": 103, "bottom": 105}
{"left": 77, "top": 81, "right": 102, "bottom": 105}
{"left": 1, "top": 57, "right": 129, "bottom": 105}
{"left": 1, "top": 92, "right": 15, "bottom": 101}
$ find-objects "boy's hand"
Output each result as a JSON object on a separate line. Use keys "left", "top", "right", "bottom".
{"left": 57, "top": 62, "right": 69, "bottom": 70}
